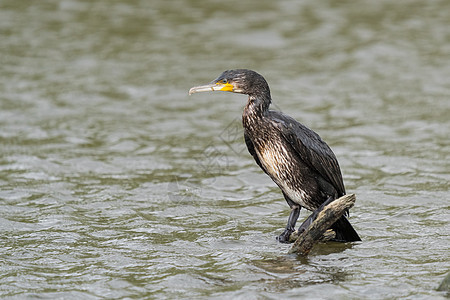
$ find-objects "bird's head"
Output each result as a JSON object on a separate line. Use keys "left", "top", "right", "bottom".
{"left": 189, "top": 69, "right": 271, "bottom": 99}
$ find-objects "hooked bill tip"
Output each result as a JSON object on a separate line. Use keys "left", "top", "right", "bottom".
{"left": 188, "top": 84, "right": 216, "bottom": 95}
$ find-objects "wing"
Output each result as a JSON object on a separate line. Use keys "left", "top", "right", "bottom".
{"left": 268, "top": 111, "right": 346, "bottom": 196}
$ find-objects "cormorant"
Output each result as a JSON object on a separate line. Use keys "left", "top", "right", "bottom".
{"left": 189, "top": 69, "right": 361, "bottom": 243}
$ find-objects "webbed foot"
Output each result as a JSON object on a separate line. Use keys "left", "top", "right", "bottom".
{"left": 277, "top": 228, "right": 294, "bottom": 243}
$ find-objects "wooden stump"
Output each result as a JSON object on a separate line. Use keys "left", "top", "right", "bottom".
{"left": 288, "top": 194, "right": 356, "bottom": 256}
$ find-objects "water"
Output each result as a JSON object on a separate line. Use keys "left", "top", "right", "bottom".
{"left": 0, "top": 0, "right": 449, "bottom": 298}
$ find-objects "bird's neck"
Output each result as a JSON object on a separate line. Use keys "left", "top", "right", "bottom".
{"left": 242, "top": 95, "right": 271, "bottom": 129}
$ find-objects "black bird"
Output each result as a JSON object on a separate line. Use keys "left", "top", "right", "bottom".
{"left": 189, "top": 69, "right": 360, "bottom": 243}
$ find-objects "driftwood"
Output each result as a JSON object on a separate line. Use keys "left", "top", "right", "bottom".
{"left": 288, "top": 194, "right": 356, "bottom": 256}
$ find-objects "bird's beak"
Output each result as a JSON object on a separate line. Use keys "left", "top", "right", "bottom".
{"left": 189, "top": 82, "right": 234, "bottom": 95}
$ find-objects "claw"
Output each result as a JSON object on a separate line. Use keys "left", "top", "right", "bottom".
{"left": 277, "top": 229, "right": 294, "bottom": 243}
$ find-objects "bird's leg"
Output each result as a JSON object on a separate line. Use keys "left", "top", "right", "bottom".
{"left": 277, "top": 204, "right": 300, "bottom": 243}
{"left": 297, "top": 196, "right": 335, "bottom": 234}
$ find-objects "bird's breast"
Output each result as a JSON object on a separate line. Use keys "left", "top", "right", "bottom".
{"left": 256, "top": 140, "right": 312, "bottom": 210}
{"left": 258, "top": 143, "right": 289, "bottom": 179}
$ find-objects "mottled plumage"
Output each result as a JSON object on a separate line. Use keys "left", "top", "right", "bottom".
{"left": 189, "top": 69, "right": 360, "bottom": 243}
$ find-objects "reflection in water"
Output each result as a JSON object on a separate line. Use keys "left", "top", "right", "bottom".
{"left": 252, "top": 255, "right": 349, "bottom": 292}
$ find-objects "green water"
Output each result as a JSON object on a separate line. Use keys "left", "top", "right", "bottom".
{"left": 0, "top": 0, "right": 449, "bottom": 298}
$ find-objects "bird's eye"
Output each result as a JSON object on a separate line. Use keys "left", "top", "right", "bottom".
{"left": 221, "top": 79, "right": 227, "bottom": 84}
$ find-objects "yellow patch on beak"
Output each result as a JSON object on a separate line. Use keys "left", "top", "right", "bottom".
{"left": 218, "top": 82, "right": 234, "bottom": 92}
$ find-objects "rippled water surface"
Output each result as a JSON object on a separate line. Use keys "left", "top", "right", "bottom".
{"left": 1, "top": 0, "right": 449, "bottom": 298}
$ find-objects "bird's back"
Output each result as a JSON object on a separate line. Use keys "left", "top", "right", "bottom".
{"left": 244, "top": 110, "right": 345, "bottom": 210}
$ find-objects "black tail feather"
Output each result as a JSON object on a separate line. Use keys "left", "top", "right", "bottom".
{"left": 330, "top": 215, "right": 361, "bottom": 242}
{"left": 297, "top": 197, "right": 361, "bottom": 242}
